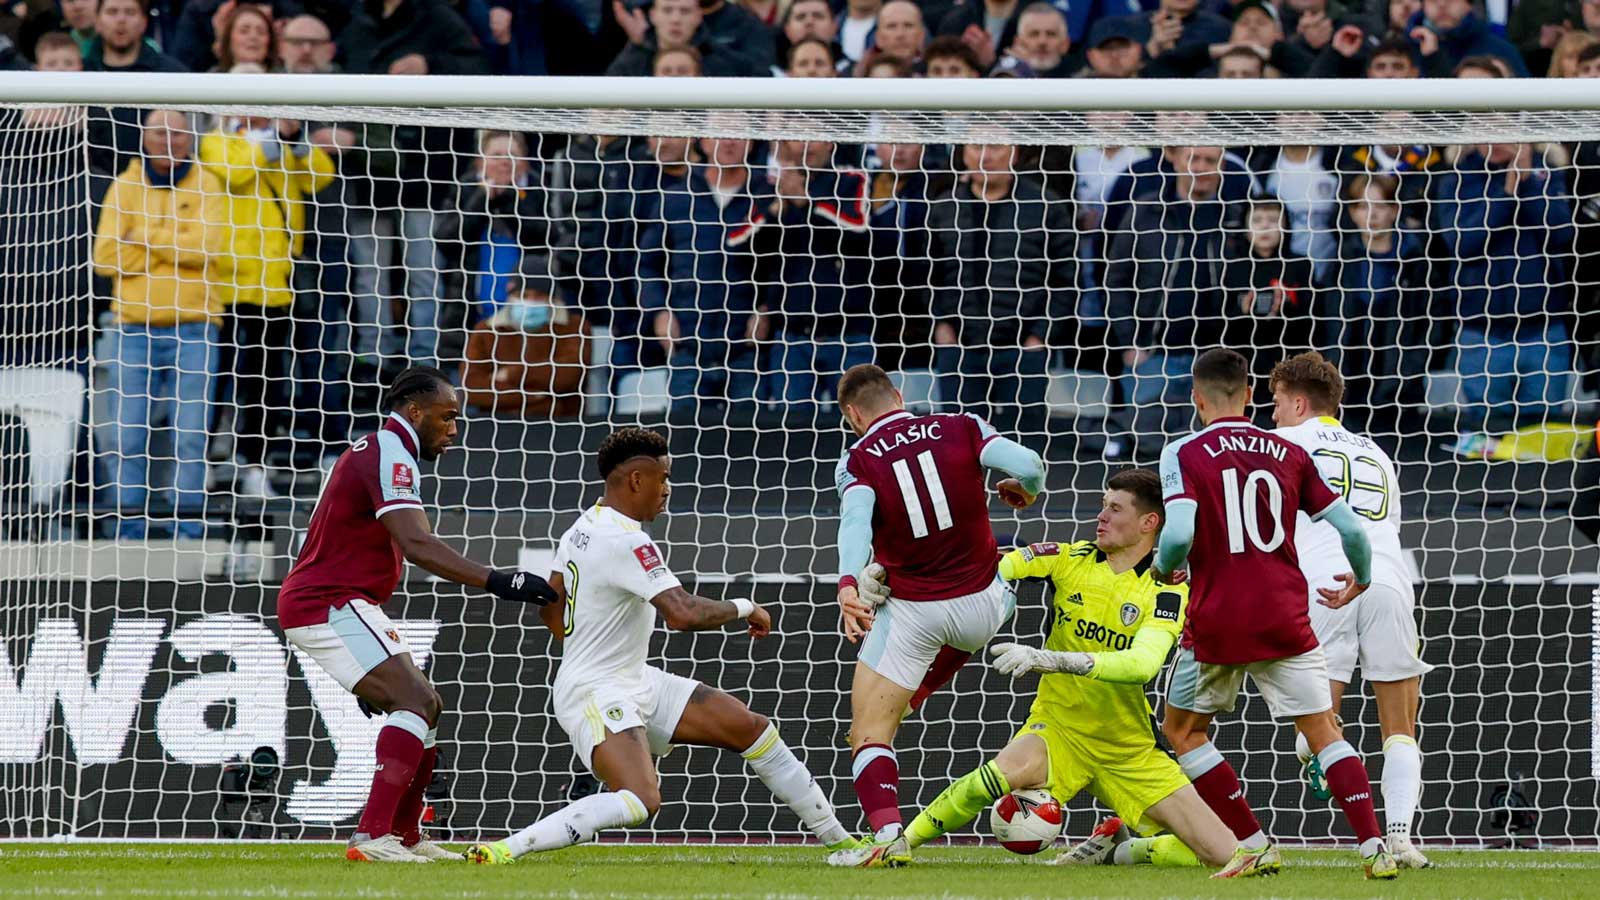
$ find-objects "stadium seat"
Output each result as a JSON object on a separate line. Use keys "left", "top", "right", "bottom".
{"left": 1044, "top": 370, "right": 1111, "bottom": 420}
{"left": 0, "top": 367, "right": 85, "bottom": 508}
{"left": 584, "top": 325, "right": 613, "bottom": 416}
{"left": 612, "top": 368, "right": 672, "bottom": 416}
{"left": 1426, "top": 372, "right": 1465, "bottom": 409}
{"left": 890, "top": 369, "right": 940, "bottom": 413}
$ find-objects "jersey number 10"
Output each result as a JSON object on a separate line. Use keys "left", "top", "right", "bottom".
{"left": 1221, "top": 467, "right": 1285, "bottom": 555}
{"left": 892, "top": 450, "right": 953, "bottom": 539}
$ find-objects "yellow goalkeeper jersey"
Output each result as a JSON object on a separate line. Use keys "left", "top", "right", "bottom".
{"left": 999, "top": 540, "right": 1189, "bottom": 753}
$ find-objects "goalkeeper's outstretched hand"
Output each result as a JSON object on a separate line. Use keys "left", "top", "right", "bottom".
{"left": 989, "top": 642, "right": 1094, "bottom": 678}
{"left": 486, "top": 570, "right": 558, "bottom": 606}
{"left": 858, "top": 562, "right": 891, "bottom": 607}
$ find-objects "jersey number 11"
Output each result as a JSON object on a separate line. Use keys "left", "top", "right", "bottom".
{"left": 892, "top": 450, "right": 953, "bottom": 539}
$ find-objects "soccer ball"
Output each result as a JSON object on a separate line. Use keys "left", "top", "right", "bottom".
{"left": 989, "top": 788, "right": 1064, "bottom": 854}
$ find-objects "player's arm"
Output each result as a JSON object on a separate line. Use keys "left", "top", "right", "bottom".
{"left": 540, "top": 569, "right": 568, "bottom": 639}
{"left": 649, "top": 587, "right": 771, "bottom": 638}
{"left": 996, "top": 543, "right": 1068, "bottom": 582}
{"left": 380, "top": 508, "right": 556, "bottom": 605}
{"left": 991, "top": 627, "right": 1177, "bottom": 682}
{"left": 1314, "top": 499, "right": 1374, "bottom": 609}
{"left": 972, "top": 416, "right": 1046, "bottom": 508}
{"left": 834, "top": 453, "right": 878, "bottom": 642}
{"left": 1151, "top": 442, "right": 1195, "bottom": 584}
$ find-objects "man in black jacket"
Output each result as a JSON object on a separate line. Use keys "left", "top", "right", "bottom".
{"left": 339, "top": 0, "right": 490, "bottom": 367}
{"left": 1105, "top": 144, "right": 1241, "bottom": 449}
{"left": 607, "top": 0, "right": 769, "bottom": 76}
{"left": 927, "top": 143, "right": 1077, "bottom": 434}
{"left": 84, "top": 0, "right": 187, "bottom": 200}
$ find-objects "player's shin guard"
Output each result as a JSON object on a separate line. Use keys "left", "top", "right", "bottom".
{"left": 393, "top": 728, "right": 438, "bottom": 845}
{"left": 1178, "top": 743, "right": 1268, "bottom": 850}
{"left": 1319, "top": 740, "right": 1383, "bottom": 850}
{"left": 742, "top": 724, "right": 851, "bottom": 846}
{"left": 1381, "top": 735, "right": 1422, "bottom": 842}
{"left": 355, "top": 710, "right": 428, "bottom": 840}
{"left": 904, "top": 761, "right": 1009, "bottom": 849}
{"left": 1113, "top": 835, "right": 1201, "bottom": 867}
{"left": 851, "top": 743, "right": 902, "bottom": 838}
{"left": 504, "top": 790, "right": 650, "bottom": 858}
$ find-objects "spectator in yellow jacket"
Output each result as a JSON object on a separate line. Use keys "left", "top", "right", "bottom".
{"left": 198, "top": 113, "right": 335, "bottom": 497}
{"left": 92, "top": 109, "right": 230, "bottom": 540}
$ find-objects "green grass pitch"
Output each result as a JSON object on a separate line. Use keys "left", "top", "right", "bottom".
{"left": 4, "top": 844, "right": 1600, "bottom": 899}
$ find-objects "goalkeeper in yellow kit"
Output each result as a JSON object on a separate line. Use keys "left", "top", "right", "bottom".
{"left": 829, "top": 469, "right": 1252, "bottom": 874}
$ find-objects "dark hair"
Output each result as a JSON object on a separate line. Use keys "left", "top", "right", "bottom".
{"left": 1192, "top": 348, "right": 1250, "bottom": 398}
{"left": 1216, "top": 45, "right": 1265, "bottom": 73}
{"left": 1454, "top": 54, "right": 1504, "bottom": 77}
{"left": 1578, "top": 42, "right": 1600, "bottom": 66}
{"left": 1269, "top": 350, "right": 1345, "bottom": 414}
{"left": 924, "top": 35, "right": 982, "bottom": 74}
{"left": 1344, "top": 172, "right": 1398, "bottom": 203}
{"left": 787, "top": 35, "right": 837, "bottom": 69}
{"left": 865, "top": 53, "right": 914, "bottom": 77}
{"left": 653, "top": 43, "right": 704, "bottom": 74}
{"left": 1367, "top": 37, "right": 1415, "bottom": 68}
{"left": 1107, "top": 467, "right": 1163, "bottom": 521}
{"left": 34, "top": 32, "right": 79, "bottom": 58}
{"left": 382, "top": 366, "right": 452, "bottom": 412}
{"left": 97, "top": 0, "right": 150, "bottom": 14}
{"left": 836, "top": 363, "right": 898, "bottom": 411}
{"left": 597, "top": 426, "right": 670, "bottom": 480}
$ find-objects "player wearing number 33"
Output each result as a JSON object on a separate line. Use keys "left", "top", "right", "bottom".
{"left": 465, "top": 427, "right": 856, "bottom": 865}
{"left": 831, "top": 468, "right": 1254, "bottom": 874}
{"left": 830, "top": 364, "right": 1045, "bottom": 849}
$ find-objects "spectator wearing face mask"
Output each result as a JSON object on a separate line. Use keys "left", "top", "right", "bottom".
{"left": 461, "top": 259, "right": 588, "bottom": 419}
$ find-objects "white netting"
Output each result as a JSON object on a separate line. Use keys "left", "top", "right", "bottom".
{"left": 0, "top": 81, "right": 1597, "bottom": 848}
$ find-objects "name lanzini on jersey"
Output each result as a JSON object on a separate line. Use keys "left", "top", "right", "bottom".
{"left": 1203, "top": 432, "right": 1288, "bottom": 461}
{"left": 862, "top": 421, "right": 943, "bottom": 458}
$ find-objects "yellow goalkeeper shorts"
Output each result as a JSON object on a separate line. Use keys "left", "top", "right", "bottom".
{"left": 1012, "top": 714, "right": 1190, "bottom": 836}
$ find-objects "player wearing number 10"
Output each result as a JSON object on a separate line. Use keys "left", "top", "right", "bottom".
{"left": 831, "top": 364, "right": 1046, "bottom": 849}
{"left": 1152, "top": 349, "right": 1397, "bottom": 880}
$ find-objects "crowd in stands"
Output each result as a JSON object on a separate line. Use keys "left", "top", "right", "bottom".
{"left": 0, "top": 0, "right": 1597, "bottom": 538}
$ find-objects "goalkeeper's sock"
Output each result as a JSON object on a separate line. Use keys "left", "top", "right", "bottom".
{"left": 741, "top": 724, "right": 851, "bottom": 846}
{"left": 1381, "top": 734, "right": 1422, "bottom": 843}
{"left": 355, "top": 711, "right": 427, "bottom": 840}
{"left": 851, "top": 743, "right": 902, "bottom": 837}
{"left": 393, "top": 729, "right": 438, "bottom": 845}
{"left": 1319, "top": 740, "right": 1383, "bottom": 849}
{"left": 1112, "top": 835, "right": 1200, "bottom": 867}
{"left": 903, "top": 761, "right": 1009, "bottom": 850}
{"left": 504, "top": 790, "right": 649, "bottom": 858}
{"left": 1178, "top": 743, "right": 1267, "bottom": 850}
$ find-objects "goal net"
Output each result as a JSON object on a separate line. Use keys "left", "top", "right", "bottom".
{"left": 1, "top": 73, "right": 1597, "bottom": 847}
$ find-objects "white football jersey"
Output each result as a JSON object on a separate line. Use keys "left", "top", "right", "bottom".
{"left": 550, "top": 502, "right": 681, "bottom": 703}
{"left": 1276, "top": 417, "right": 1409, "bottom": 590}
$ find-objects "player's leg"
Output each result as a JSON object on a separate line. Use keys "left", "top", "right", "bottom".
{"left": 1372, "top": 676, "right": 1425, "bottom": 865}
{"left": 1138, "top": 786, "right": 1237, "bottom": 867}
{"left": 1271, "top": 649, "right": 1394, "bottom": 879}
{"left": 848, "top": 597, "right": 942, "bottom": 841}
{"left": 1161, "top": 649, "right": 1271, "bottom": 854}
{"left": 1065, "top": 742, "right": 1239, "bottom": 870}
{"left": 484, "top": 727, "right": 658, "bottom": 862}
{"left": 669, "top": 683, "right": 854, "bottom": 849}
{"left": 347, "top": 653, "right": 443, "bottom": 857}
{"left": 1299, "top": 594, "right": 1357, "bottom": 799}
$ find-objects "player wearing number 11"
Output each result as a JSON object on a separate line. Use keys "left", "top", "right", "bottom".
{"left": 832, "top": 364, "right": 1046, "bottom": 850}
{"left": 1153, "top": 349, "right": 1396, "bottom": 880}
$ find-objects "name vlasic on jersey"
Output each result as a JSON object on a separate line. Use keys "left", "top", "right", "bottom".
{"left": 1276, "top": 417, "right": 1408, "bottom": 591}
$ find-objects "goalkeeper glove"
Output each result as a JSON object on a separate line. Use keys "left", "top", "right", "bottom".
{"left": 486, "top": 570, "right": 558, "bottom": 606}
{"left": 858, "top": 562, "right": 891, "bottom": 607}
{"left": 988, "top": 642, "right": 1095, "bottom": 678}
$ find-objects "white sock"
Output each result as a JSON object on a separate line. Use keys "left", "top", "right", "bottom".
{"left": 742, "top": 724, "right": 851, "bottom": 846}
{"left": 503, "top": 790, "right": 648, "bottom": 858}
{"left": 1381, "top": 735, "right": 1422, "bottom": 843}
{"left": 1240, "top": 831, "right": 1269, "bottom": 851}
{"left": 1294, "top": 730, "right": 1312, "bottom": 765}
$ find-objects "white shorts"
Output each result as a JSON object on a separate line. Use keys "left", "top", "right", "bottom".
{"left": 553, "top": 665, "right": 701, "bottom": 772}
{"left": 1306, "top": 578, "right": 1432, "bottom": 684}
{"left": 1167, "top": 644, "right": 1333, "bottom": 720}
{"left": 859, "top": 576, "right": 1016, "bottom": 692}
{"left": 284, "top": 600, "right": 411, "bottom": 692}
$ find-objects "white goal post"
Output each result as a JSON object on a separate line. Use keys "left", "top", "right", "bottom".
{"left": 0, "top": 73, "right": 1596, "bottom": 847}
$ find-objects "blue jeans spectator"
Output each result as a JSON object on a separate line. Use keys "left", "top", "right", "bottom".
{"left": 97, "top": 322, "right": 218, "bottom": 539}
{"left": 1119, "top": 350, "right": 1195, "bottom": 443}
{"left": 668, "top": 339, "right": 758, "bottom": 413}
{"left": 1456, "top": 324, "right": 1573, "bottom": 430}
{"left": 934, "top": 345, "right": 1049, "bottom": 432}
{"left": 763, "top": 331, "right": 875, "bottom": 423}
{"left": 396, "top": 208, "right": 442, "bottom": 365}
